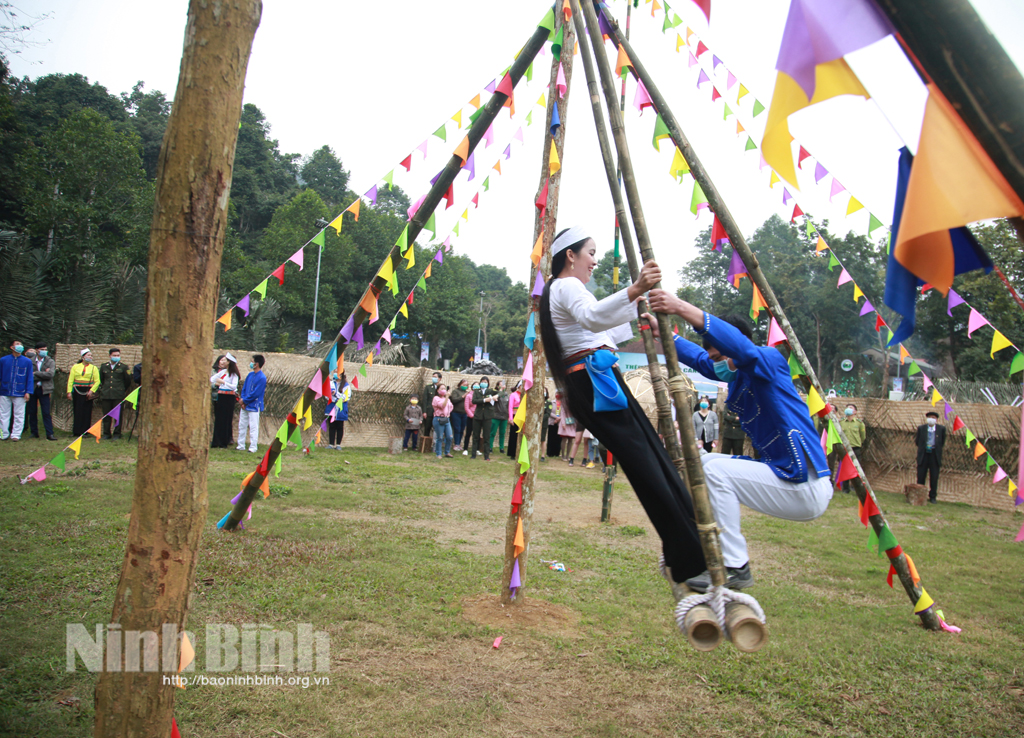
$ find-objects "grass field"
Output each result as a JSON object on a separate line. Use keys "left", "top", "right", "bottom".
{"left": 1, "top": 435, "right": 1023, "bottom": 737}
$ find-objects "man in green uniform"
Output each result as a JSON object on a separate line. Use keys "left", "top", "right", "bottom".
{"left": 838, "top": 402, "right": 866, "bottom": 492}
{"left": 98, "top": 348, "right": 134, "bottom": 439}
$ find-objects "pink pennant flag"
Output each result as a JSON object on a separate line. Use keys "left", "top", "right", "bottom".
{"left": 556, "top": 62, "right": 567, "bottom": 98}
{"left": 726, "top": 71, "right": 737, "bottom": 90}
{"left": 859, "top": 299, "right": 874, "bottom": 317}
{"left": 758, "top": 155, "right": 769, "bottom": 172}
{"left": 820, "top": 428, "right": 828, "bottom": 453}
{"left": 483, "top": 124, "right": 495, "bottom": 148}
{"left": 309, "top": 369, "right": 324, "bottom": 398}
{"left": 696, "top": 69, "right": 710, "bottom": 88}
{"left": 814, "top": 162, "right": 828, "bottom": 184}
{"left": 922, "top": 374, "right": 933, "bottom": 391}
{"left": 1016, "top": 519, "right": 1024, "bottom": 543}
{"left": 485, "top": 79, "right": 496, "bottom": 93}
{"left": 288, "top": 248, "right": 304, "bottom": 270}
{"left": 837, "top": 268, "right": 852, "bottom": 287}
{"left": 416, "top": 139, "right": 428, "bottom": 159}
{"left": 383, "top": 327, "right": 392, "bottom": 344}
{"left": 514, "top": 127, "right": 524, "bottom": 145}
{"left": 947, "top": 289, "right": 965, "bottom": 317}
{"left": 365, "top": 185, "right": 378, "bottom": 205}
{"left": 688, "top": 51, "right": 698, "bottom": 68}
{"left": 993, "top": 466, "right": 1008, "bottom": 483}
{"left": 522, "top": 353, "right": 534, "bottom": 391}
{"left": 967, "top": 308, "right": 989, "bottom": 337}
{"left": 407, "top": 194, "right": 426, "bottom": 222}
{"left": 767, "top": 317, "right": 786, "bottom": 347}
{"left": 22, "top": 467, "right": 46, "bottom": 484}
{"left": 829, "top": 178, "right": 846, "bottom": 201}
{"left": 532, "top": 270, "right": 544, "bottom": 297}
{"left": 633, "top": 80, "right": 654, "bottom": 114}
{"left": 237, "top": 294, "right": 250, "bottom": 316}
{"left": 443, "top": 235, "right": 453, "bottom": 251}
{"left": 782, "top": 188, "right": 792, "bottom": 206}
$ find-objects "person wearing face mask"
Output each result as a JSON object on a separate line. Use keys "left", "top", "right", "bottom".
{"left": 449, "top": 379, "right": 469, "bottom": 452}
{"left": 422, "top": 371, "right": 442, "bottom": 444}
{"left": 431, "top": 383, "right": 455, "bottom": 458}
{"left": 538, "top": 226, "right": 706, "bottom": 599}
{"left": 236, "top": 355, "right": 266, "bottom": 452}
{"left": 0, "top": 339, "right": 34, "bottom": 441}
{"left": 471, "top": 376, "right": 498, "bottom": 461}
{"left": 838, "top": 403, "right": 866, "bottom": 493}
{"left": 490, "top": 380, "right": 510, "bottom": 454}
{"left": 66, "top": 348, "right": 101, "bottom": 437}
{"left": 462, "top": 382, "right": 479, "bottom": 456}
{"left": 644, "top": 290, "right": 832, "bottom": 594}
{"left": 915, "top": 411, "right": 945, "bottom": 504}
{"left": 98, "top": 348, "right": 134, "bottom": 440}
{"left": 403, "top": 394, "right": 424, "bottom": 451}
{"left": 325, "top": 372, "right": 351, "bottom": 450}
{"left": 692, "top": 396, "right": 719, "bottom": 453}
{"left": 209, "top": 353, "right": 240, "bottom": 448}
{"left": 26, "top": 343, "right": 56, "bottom": 440}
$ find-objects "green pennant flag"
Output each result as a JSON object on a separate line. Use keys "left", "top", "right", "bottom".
{"left": 383, "top": 170, "right": 394, "bottom": 189}
{"left": 652, "top": 114, "right": 672, "bottom": 151}
{"left": 551, "top": 27, "right": 564, "bottom": 57}
{"left": 253, "top": 278, "right": 268, "bottom": 300}
{"left": 805, "top": 220, "right": 816, "bottom": 239}
{"left": 51, "top": 451, "right": 66, "bottom": 472}
{"left": 417, "top": 276, "right": 427, "bottom": 291}
{"left": 723, "top": 103, "right": 733, "bottom": 120}
{"left": 125, "top": 388, "right": 140, "bottom": 409}
{"left": 867, "top": 212, "right": 884, "bottom": 237}
{"left": 985, "top": 453, "right": 996, "bottom": 471}
{"left": 906, "top": 361, "right": 922, "bottom": 376}
{"left": 501, "top": 65, "right": 510, "bottom": 77}
{"left": 752, "top": 99, "right": 766, "bottom": 116}
{"left": 432, "top": 124, "right": 447, "bottom": 142}
{"left": 744, "top": 136, "right": 757, "bottom": 152}
{"left": 538, "top": 7, "right": 555, "bottom": 34}
{"left": 469, "top": 107, "right": 484, "bottom": 126}
{"left": 389, "top": 316, "right": 397, "bottom": 331}
{"left": 1009, "top": 351, "right": 1024, "bottom": 376}
{"left": 276, "top": 423, "right": 289, "bottom": 444}
{"left": 289, "top": 425, "right": 302, "bottom": 447}
{"left": 453, "top": 223, "right": 460, "bottom": 237}
{"left": 424, "top": 213, "right": 436, "bottom": 238}
{"left": 788, "top": 352, "right": 805, "bottom": 378}
{"left": 877, "top": 525, "right": 899, "bottom": 554}
{"left": 662, "top": 13, "right": 672, "bottom": 32}
{"left": 827, "top": 252, "right": 840, "bottom": 272}
{"left": 965, "top": 429, "right": 976, "bottom": 447}
{"left": 671, "top": 12, "right": 682, "bottom": 27}
{"left": 311, "top": 230, "right": 325, "bottom": 248}
{"left": 397, "top": 226, "right": 409, "bottom": 254}
{"left": 867, "top": 527, "right": 878, "bottom": 553}
{"left": 359, "top": 363, "right": 368, "bottom": 378}
{"left": 483, "top": 177, "right": 490, "bottom": 192}
{"left": 886, "top": 328, "right": 894, "bottom": 344}
{"left": 526, "top": 111, "right": 533, "bottom": 126}
{"left": 690, "top": 180, "right": 708, "bottom": 216}
{"left": 518, "top": 436, "right": 531, "bottom": 473}
{"left": 525, "top": 62, "right": 534, "bottom": 83}
{"left": 389, "top": 270, "right": 399, "bottom": 296}
{"left": 274, "top": 451, "right": 282, "bottom": 477}
{"left": 886, "top": 232, "right": 891, "bottom": 255}
{"left": 827, "top": 420, "right": 841, "bottom": 452}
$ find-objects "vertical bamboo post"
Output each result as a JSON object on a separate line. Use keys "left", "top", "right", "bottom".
{"left": 223, "top": 22, "right": 552, "bottom": 530}
{"left": 599, "top": 6, "right": 940, "bottom": 631}
{"left": 499, "top": 11, "right": 576, "bottom": 605}
{"left": 578, "top": 0, "right": 726, "bottom": 591}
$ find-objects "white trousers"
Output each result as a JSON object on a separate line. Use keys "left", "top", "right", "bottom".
{"left": 0, "top": 396, "right": 26, "bottom": 440}
{"left": 701, "top": 454, "right": 833, "bottom": 568}
{"left": 237, "top": 409, "right": 260, "bottom": 451}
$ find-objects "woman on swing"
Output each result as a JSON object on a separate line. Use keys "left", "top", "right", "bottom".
{"left": 539, "top": 226, "right": 706, "bottom": 590}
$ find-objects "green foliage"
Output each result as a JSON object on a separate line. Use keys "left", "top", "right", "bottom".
{"left": 230, "top": 104, "right": 300, "bottom": 240}
{"left": 299, "top": 145, "right": 349, "bottom": 210}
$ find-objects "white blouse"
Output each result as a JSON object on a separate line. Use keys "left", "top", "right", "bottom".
{"left": 548, "top": 277, "right": 637, "bottom": 356}
{"left": 210, "top": 369, "right": 238, "bottom": 392}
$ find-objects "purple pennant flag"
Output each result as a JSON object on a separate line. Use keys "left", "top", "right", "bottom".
{"left": 365, "top": 185, "right": 378, "bottom": 205}
{"left": 340, "top": 315, "right": 355, "bottom": 341}
{"left": 434, "top": 249, "right": 444, "bottom": 264}
{"left": 943, "top": 401, "right": 954, "bottom": 418}
{"left": 504, "top": 144, "right": 512, "bottom": 160}
{"left": 947, "top": 289, "right": 965, "bottom": 317}
{"left": 859, "top": 299, "right": 874, "bottom": 317}
{"left": 688, "top": 51, "right": 698, "bottom": 68}
{"left": 814, "top": 161, "right": 829, "bottom": 184}
{"left": 727, "top": 247, "right": 746, "bottom": 286}
{"left": 509, "top": 558, "right": 521, "bottom": 589}
{"left": 465, "top": 151, "right": 476, "bottom": 181}
{"left": 531, "top": 270, "right": 544, "bottom": 297}
{"left": 373, "top": 340, "right": 382, "bottom": 356}
{"left": 782, "top": 188, "right": 792, "bottom": 206}
{"left": 353, "top": 324, "right": 364, "bottom": 349}
{"left": 237, "top": 294, "right": 250, "bottom": 317}
{"left": 485, "top": 79, "right": 496, "bottom": 93}
{"left": 696, "top": 69, "right": 710, "bottom": 88}
{"left": 712, "top": 54, "right": 722, "bottom": 70}
{"left": 514, "top": 127, "right": 524, "bottom": 145}
{"left": 483, "top": 123, "right": 495, "bottom": 148}
{"left": 320, "top": 419, "right": 328, "bottom": 433}
{"left": 110, "top": 405, "right": 121, "bottom": 428}
{"left": 231, "top": 490, "right": 244, "bottom": 505}
{"left": 430, "top": 169, "right": 443, "bottom": 186}
{"left": 598, "top": 11, "right": 611, "bottom": 37}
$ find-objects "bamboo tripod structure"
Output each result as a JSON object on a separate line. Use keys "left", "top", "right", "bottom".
{"left": 578, "top": 0, "right": 766, "bottom": 652}
{"left": 597, "top": 3, "right": 940, "bottom": 631}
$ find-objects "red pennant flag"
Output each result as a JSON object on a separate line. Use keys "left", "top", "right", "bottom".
{"left": 399, "top": 155, "right": 412, "bottom": 172}
{"left": 536, "top": 178, "right": 549, "bottom": 221}
{"left": 859, "top": 495, "right": 881, "bottom": 526}
{"left": 172, "top": 719, "right": 181, "bottom": 738}
{"left": 322, "top": 375, "right": 332, "bottom": 399}
{"left": 887, "top": 564, "right": 897, "bottom": 588}
{"left": 472, "top": 193, "right": 479, "bottom": 208}
{"left": 951, "top": 416, "right": 965, "bottom": 432}
{"left": 511, "top": 474, "right": 524, "bottom": 507}
{"left": 286, "top": 412, "right": 297, "bottom": 426}
{"left": 496, "top": 72, "right": 514, "bottom": 99}
{"left": 836, "top": 454, "right": 859, "bottom": 483}
{"left": 408, "top": 291, "right": 414, "bottom": 305}
{"left": 921, "top": 283, "right": 933, "bottom": 293}
{"left": 271, "top": 263, "right": 286, "bottom": 286}
{"left": 711, "top": 87, "right": 722, "bottom": 102}
{"left": 444, "top": 184, "right": 454, "bottom": 209}
{"left": 790, "top": 204, "right": 804, "bottom": 223}
{"left": 797, "top": 146, "right": 811, "bottom": 169}
{"left": 257, "top": 449, "right": 271, "bottom": 477}
{"left": 696, "top": 40, "right": 708, "bottom": 57}
{"left": 351, "top": 376, "right": 359, "bottom": 389}
{"left": 874, "top": 314, "right": 886, "bottom": 332}
{"left": 711, "top": 215, "right": 729, "bottom": 250}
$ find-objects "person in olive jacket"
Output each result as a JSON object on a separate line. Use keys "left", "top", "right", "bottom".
{"left": 98, "top": 348, "right": 134, "bottom": 439}
{"left": 422, "top": 371, "right": 441, "bottom": 441}
{"left": 449, "top": 379, "right": 469, "bottom": 451}
{"left": 471, "top": 376, "right": 500, "bottom": 460}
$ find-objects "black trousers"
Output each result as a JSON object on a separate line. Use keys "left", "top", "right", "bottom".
{"left": 329, "top": 419, "right": 345, "bottom": 446}
{"left": 565, "top": 366, "right": 706, "bottom": 582}
{"left": 546, "top": 424, "right": 562, "bottom": 457}
{"left": 917, "top": 452, "right": 940, "bottom": 500}
{"left": 507, "top": 422, "right": 519, "bottom": 459}
{"left": 472, "top": 417, "right": 492, "bottom": 459}
{"left": 720, "top": 436, "right": 745, "bottom": 456}
{"left": 211, "top": 394, "right": 235, "bottom": 447}
{"left": 28, "top": 390, "right": 53, "bottom": 437}
{"left": 72, "top": 392, "right": 93, "bottom": 437}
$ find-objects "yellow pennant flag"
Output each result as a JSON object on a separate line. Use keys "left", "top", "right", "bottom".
{"left": 345, "top": 199, "right": 361, "bottom": 221}
{"left": 846, "top": 196, "right": 864, "bottom": 216}
{"left": 451, "top": 110, "right": 462, "bottom": 128}
{"left": 68, "top": 437, "right": 82, "bottom": 460}
{"left": 303, "top": 404, "right": 312, "bottom": 430}
{"left": 853, "top": 284, "right": 863, "bottom": 302}
{"left": 530, "top": 232, "right": 544, "bottom": 267}
{"left": 914, "top": 588, "right": 934, "bottom": 614}
{"left": 513, "top": 395, "right": 527, "bottom": 429}
{"left": 1009, "top": 479, "right": 1018, "bottom": 498}
{"left": 216, "top": 310, "right": 232, "bottom": 332}
{"left": 536, "top": 94, "right": 545, "bottom": 107}
{"left": 931, "top": 388, "right": 942, "bottom": 407}
{"left": 377, "top": 256, "right": 394, "bottom": 282}
{"left": 737, "top": 83, "right": 749, "bottom": 101}
{"left": 768, "top": 171, "right": 780, "bottom": 189}
{"left": 405, "top": 246, "right": 416, "bottom": 270}
{"left": 806, "top": 386, "right": 826, "bottom": 416}
{"left": 399, "top": 303, "right": 409, "bottom": 318}
{"left": 461, "top": 209, "right": 469, "bottom": 222}
{"left": 328, "top": 213, "right": 343, "bottom": 234}
{"left": 293, "top": 395, "right": 305, "bottom": 418}
{"left": 669, "top": 147, "right": 689, "bottom": 181}
{"left": 676, "top": 33, "right": 685, "bottom": 52}
{"left": 991, "top": 330, "right": 1013, "bottom": 358}
{"left": 549, "top": 141, "right": 561, "bottom": 175}
{"left": 815, "top": 236, "right": 828, "bottom": 252}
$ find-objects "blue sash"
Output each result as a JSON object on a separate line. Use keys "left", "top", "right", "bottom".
{"left": 579, "top": 350, "right": 628, "bottom": 412}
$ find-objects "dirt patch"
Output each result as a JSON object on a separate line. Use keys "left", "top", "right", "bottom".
{"left": 460, "top": 593, "right": 581, "bottom": 639}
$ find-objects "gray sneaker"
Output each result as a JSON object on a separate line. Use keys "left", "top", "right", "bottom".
{"left": 685, "top": 563, "right": 755, "bottom": 594}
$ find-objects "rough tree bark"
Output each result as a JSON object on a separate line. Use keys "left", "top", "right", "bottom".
{"left": 93, "top": 3, "right": 262, "bottom": 736}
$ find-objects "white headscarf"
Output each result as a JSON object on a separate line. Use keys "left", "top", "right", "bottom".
{"left": 552, "top": 226, "right": 591, "bottom": 256}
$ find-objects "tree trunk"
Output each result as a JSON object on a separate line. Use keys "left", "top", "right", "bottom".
{"left": 92, "top": 3, "right": 262, "bottom": 737}
{"left": 814, "top": 314, "right": 823, "bottom": 380}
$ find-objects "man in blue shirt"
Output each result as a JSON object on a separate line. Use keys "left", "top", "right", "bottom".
{"left": 236, "top": 354, "right": 267, "bottom": 453}
{"left": 645, "top": 291, "right": 832, "bottom": 593}
{"left": 0, "top": 339, "right": 34, "bottom": 441}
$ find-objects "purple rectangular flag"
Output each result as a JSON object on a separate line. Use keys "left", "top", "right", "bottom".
{"left": 340, "top": 315, "right": 355, "bottom": 341}
{"left": 353, "top": 324, "right": 364, "bottom": 349}
{"left": 531, "top": 270, "right": 544, "bottom": 297}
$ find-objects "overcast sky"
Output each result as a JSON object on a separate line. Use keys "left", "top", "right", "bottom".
{"left": 8, "top": 0, "right": 1024, "bottom": 296}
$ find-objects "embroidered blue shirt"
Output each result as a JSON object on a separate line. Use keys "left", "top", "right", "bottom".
{"left": 672, "top": 313, "right": 829, "bottom": 482}
{"left": 239, "top": 370, "right": 267, "bottom": 412}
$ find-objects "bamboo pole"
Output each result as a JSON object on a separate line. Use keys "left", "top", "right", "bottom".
{"left": 223, "top": 21, "right": 552, "bottom": 530}
{"left": 499, "top": 12, "right": 576, "bottom": 605}
{"left": 578, "top": 0, "right": 727, "bottom": 594}
{"left": 599, "top": 6, "right": 941, "bottom": 631}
